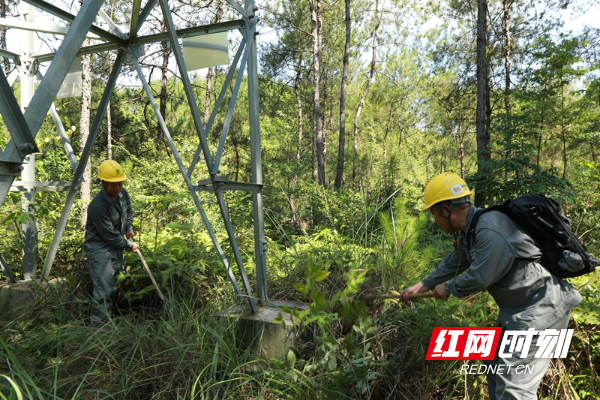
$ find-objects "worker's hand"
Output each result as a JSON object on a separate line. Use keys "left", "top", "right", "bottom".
{"left": 401, "top": 281, "right": 427, "bottom": 302}
{"left": 131, "top": 243, "right": 140, "bottom": 253}
{"left": 433, "top": 282, "right": 450, "bottom": 300}
{"left": 126, "top": 231, "right": 135, "bottom": 240}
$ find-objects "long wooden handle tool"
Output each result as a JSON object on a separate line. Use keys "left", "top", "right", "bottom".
{"left": 136, "top": 250, "right": 166, "bottom": 304}
{"left": 361, "top": 292, "right": 436, "bottom": 301}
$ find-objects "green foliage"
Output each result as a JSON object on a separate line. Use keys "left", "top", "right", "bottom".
{"left": 468, "top": 150, "right": 572, "bottom": 204}
{"left": 2, "top": 0, "right": 600, "bottom": 398}
{"left": 378, "top": 198, "right": 427, "bottom": 289}
{"left": 0, "top": 282, "right": 288, "bottom": 399}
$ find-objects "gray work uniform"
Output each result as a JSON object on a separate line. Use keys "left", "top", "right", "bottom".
{"left": 84, "top": 186, "right": 134, "bottom": 326}
{"left": 422, "top": 206, "right": 582, "bottom": 400}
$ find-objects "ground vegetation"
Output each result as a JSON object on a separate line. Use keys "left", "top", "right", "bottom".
{"left": 1, "top": 0, "right": 599, "bottom": 398}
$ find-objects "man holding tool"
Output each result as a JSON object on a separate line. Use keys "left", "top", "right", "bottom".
{"left": 84, "top": 160, "right": 140, "bottom": 327}
{"left": 401, "top": 172, "right": 582, "bottom": 400}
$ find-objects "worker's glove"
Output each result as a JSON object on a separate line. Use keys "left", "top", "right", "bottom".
{"left": 433, "top": 282, "right": 451, "bottom": 300}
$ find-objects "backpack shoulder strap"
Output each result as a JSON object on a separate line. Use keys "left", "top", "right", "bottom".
{"left": 465, "top": 204, "right": 516, "bottom": 244}
{"left": 465, "top": 209, "right": 487, "bottom": 244}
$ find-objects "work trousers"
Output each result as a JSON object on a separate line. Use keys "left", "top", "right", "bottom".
{"left": 88, "top": 257, "right": 123, "bottom": 327}
{"left": 485, "top": 312, "right": 571, "bottom": 400}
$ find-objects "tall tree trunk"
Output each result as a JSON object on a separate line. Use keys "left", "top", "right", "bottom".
{"left": 591, "top": 92, "right": 598, "bottom": 164}
{"left": 312, "top": 130, "right": 318, "bottom": 182}
{"left": 458, "top": 122, "right": 465, "bottom": 179}
{"left": 290, "top": 54, "right": 303, "bottom": 222}
{"left": 398, "top": 122, "right": 404, "bottom": 148}
{"left": 204, "top": 66, "right": 213, "bottom": 131}
{"left": 536, "top": 128, "right": 543, "bottom": 167}
{"left": 352, "top": 0, "right": 380, "bottom": 187}
{"left": 334, "top": 0, "right": 351, "bottom": 190}
{"left": 561, "top": 81, "right": 568, "bottom": 179}
{"left": 475, "top": 0, "right": 489, "bottom": 207}
{"left": 107, "top": 101, "right": 112, "bottom": 160}
{"left": 233, "top": 138, "right": 240, "bottom": 181}
{"left": 309, "top": 0, "right": 326, "bottom": 186}
{"left": 536, "top": 87, "right": 546, "bottom": 167}
{"left": 80, "top": 39, "right": 92, "bottom": 229}
{"left": 440, "top": 150, "right": 445, "bottom": 174}
{"left": 204, "top": 0, "right": 223, "bottom": 131}
{"left": 383, "top": 106, "right": 393, "bottom": 162}
{"left": 503, "top": 0, "right": 513, "bottom": 182}
{"left": 106, "top": 6, "right": 114, "bottom": 161}
{"left": 1, "top": 0, "right": 9, "bottom": 75}
{"left": 322, "top": 62, "right": 328, "bottom": 183}
{"left": 159, "top": 18, "right": 169, "bottom": 144}
{"left": 486, "top": 64, "right": 492, "bottom": 135}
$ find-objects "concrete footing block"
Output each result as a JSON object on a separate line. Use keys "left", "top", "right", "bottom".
{"left": 218, "top": 301, "right": 310, "bottom": 360}
{"left": 0, "top": 279, "right": 65, "bottom": 324}
{"left": 0, "top": 280, "right": 37, "bottom": 323}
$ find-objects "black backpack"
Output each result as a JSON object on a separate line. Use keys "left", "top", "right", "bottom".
{"left": 466, "top": 194, "right": 598, "bottom": 279}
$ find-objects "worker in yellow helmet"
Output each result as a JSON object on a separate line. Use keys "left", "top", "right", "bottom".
{"left": 421, "top": 171, "right": 473, "bottom": 240}
{"left": 83, "top": 160, "right": 140, "bottom": 327}
{"left": 401, "top": 172, "right": 581, "bottom": 400}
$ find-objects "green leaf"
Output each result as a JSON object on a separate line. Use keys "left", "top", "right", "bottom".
{"left": 287, "top": 350, "right": 296, "bottom": 367}
{"left": 293, "top": 283, "right": 305, "bottom": 292}
{"left": 366, "top": 326, "right": 378, "bottom": 335}
{"left": 166, "top": 222, "right": 193, "bottom": 231}
{"left": 0, "top": 374, "right": 23, "bottom": 400}
{"left": 310, "top": 289, "right": 326, "bottom": 305}
{"left": 327, "top": 354, "right": 337, "bottom": 371}
{"left": 313, "top": 270, "right": 330, "bottom": 282}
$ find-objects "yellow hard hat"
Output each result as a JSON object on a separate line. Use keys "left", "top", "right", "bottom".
{"left": 422, "top": 172, "right": 472, "bottom": 211}
{"left": 98, "top": 160, "right": 126, "bottom": 182}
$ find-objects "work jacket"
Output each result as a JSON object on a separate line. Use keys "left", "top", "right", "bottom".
{"left": 422, "top": 205, "right": 582, "bottom": 331}
{"left": 84, "top": 186, "right": 134, "bottom": 260}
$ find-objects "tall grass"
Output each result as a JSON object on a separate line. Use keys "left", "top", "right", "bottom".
{"left": 1, "top": 189, "right": 598, "bottom": 399}
{"left": 0, "top": 281, "right": 318, "bottom": 399}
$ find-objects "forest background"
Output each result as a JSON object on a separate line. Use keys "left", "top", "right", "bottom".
{"left": 0, "top": 0, "right": 599, "bottom": 398}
